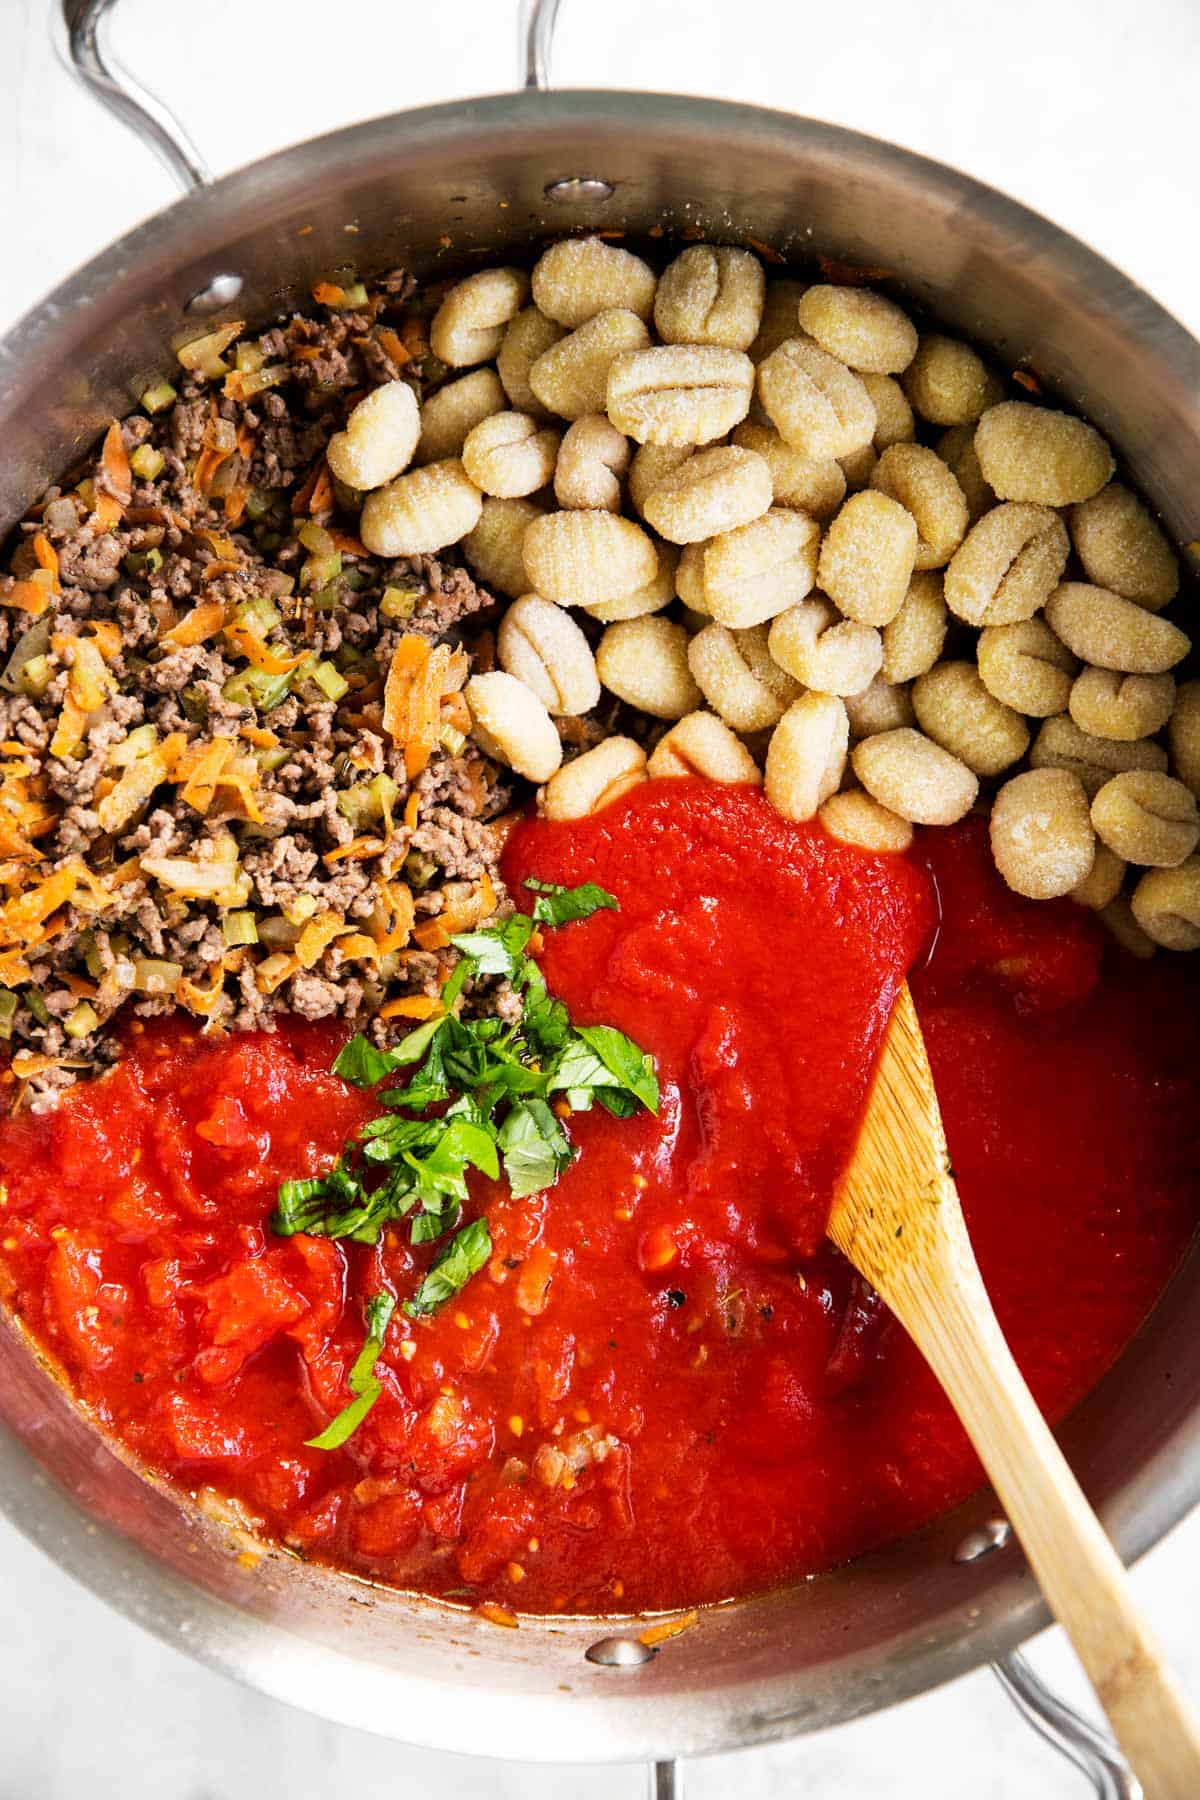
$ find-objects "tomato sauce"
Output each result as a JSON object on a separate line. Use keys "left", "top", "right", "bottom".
{"left": 1, "top": 781, "right": 1198, "bottom": 1614}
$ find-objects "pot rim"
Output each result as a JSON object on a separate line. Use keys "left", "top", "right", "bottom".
{"left": 2, "top": 86, "right": 1199, "bottom": 1764}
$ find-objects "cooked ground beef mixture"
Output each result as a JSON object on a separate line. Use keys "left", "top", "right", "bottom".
{"left": 0, "top": 276, "right": 540, "bottom": 1107}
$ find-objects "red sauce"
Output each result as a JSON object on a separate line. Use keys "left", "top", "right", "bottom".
{"left": 1, "top": 781, "right": 1198, "bottom": 1614}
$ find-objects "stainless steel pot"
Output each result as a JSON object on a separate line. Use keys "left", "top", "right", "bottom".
{"left": 1, "top": 1, "right": 1197, "bottom": 1789}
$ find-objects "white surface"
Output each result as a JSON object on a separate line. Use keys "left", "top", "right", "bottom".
{"left": 1, "top": 0, "right": 1198, "bottom": 1794}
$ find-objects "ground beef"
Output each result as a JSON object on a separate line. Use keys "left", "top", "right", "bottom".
{"left": 0, "top": 272, "right": 531, "bottom": 1108}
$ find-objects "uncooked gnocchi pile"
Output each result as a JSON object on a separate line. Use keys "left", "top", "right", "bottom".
{"left": 346, "top": 236, "right": 1200, "bottom": 955}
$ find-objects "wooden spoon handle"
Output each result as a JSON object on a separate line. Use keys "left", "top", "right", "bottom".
{"left": 891, "top": 1181, "right": 1200, "bottom": 1800}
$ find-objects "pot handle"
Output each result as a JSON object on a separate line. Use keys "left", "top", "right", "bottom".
{"left": 56, "top": 0, "right": 212, "bottom": 192}
{"left": 994, "top": 1653, "right": 1142, "bottom": 1799}
{"left": 56, "top": 0, "right": 563, "bottom": 192}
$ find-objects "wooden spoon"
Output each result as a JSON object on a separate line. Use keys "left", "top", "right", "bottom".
{"left": 830, "top": 981, "right": 1200, "bottom": 1800}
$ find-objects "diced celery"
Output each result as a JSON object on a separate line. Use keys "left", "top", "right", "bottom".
{"left": 298, "top": 521, "right": 334, "bottom": 556}
{"left": 301, "top": 552, "right": 342, "bottom": 591}
{"left": 310, "top": 587, "right": 341, "bottom": 613}
{"left": 25, "top": 989, "right": 50, "bottom": 1027}
{"left": 122, "top": 546, "right": 163, "bottom": 578}
{"left": 331, "top": 478, "right": 363, "bottom": 514}
{"left": 222, "top": 911, "right": 259, "bottom": 947}
{"left": 139, "top": 378, "right": 177, "bottom": 415}
{"left": 311, "top": 660, "right": 349, "bottom": 701}
{"left": 131, "top": 959, "right": 183, "bottom": 995}
{"left": 109, "top": 722, "right": 160, "bottom": 767}
{"left": 0, "top": 989, "right": 17, "bottom": 1039}
{"left": 17, "top": 655, "right": 53, "bottom": 699}
{"left": 339, "top": 282, "right": 369, "bottom": 308}
{"left": 337, "top": 772, "right": 399, "bottom": 832}
{"left": 257, "top": 916, "right": 300, "bottom": 950}
{"left": 2, "top": 617, "right": 53, "bottom": 693}
{"left": 64, "top": 1001, "right": 100, "bottom": 1040}
{"left": 130, "top": 444, "right": 166, "bottom": 481}
{"left": 221, "top": 666, "right": 295, "bottom": 712}
{"left": 235, "top": 342, "right": 265, "bottom": 374}
{"left": 438, "top": 723, "right": 467, "bottom": 757}
{"left": 340, "top": 568, "right": 367, "bottom": 592}
{"left": 380, "top": 585, "right": 421, "bottom": 621}
{"left": 244, "top": 489, "right": 274, "bottom": 521}
{"left": 181, "top": 686, "right": 210, "bottom": 724}
{"left": 230, "top": 595, "right": 282, "bottom": 637}
{"left": 403, "top": 849, "right": 437, "bottom": 890}
{"left": 255, "top": 746, "right": 291, "bottom": 774}
{"left": 282, "top": 893, "right": 319, "bottom": 926}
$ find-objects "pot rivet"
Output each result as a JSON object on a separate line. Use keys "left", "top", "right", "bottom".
{"left": 954, "top": 1518, "right": 1012, "bottom": 1563}
{"left": 544, "top": 177, "right": 616, "bottom": 204}
{"left": 584, "top": 1635, "right": 656, "bottom": 1668}
{"left": 186, "top": 273, "right": 245, "bottom": 314}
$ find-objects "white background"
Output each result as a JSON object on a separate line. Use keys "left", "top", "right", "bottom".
{"left": 1, "top": 0, "right": 1199, "bottom": 1794}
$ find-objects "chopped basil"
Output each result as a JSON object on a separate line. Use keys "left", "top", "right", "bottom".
{"left": 450, "top": 913, "right": 535, "bottom": 979}
{"left": 499, "top": 1098, "right": 574, "bottom": 1199}
{"left": 547, "top": 1026, "right": 660, "bottom": 1117}
{"left": 523, "top": 878, "right": 618, "bottom": 928}
{"left": 331, "top": 1034, "right": 399, "bottom": 1088}
{"left": 404, "top": 1218, "right": 492, "bottom": 1319}
{"left": 305, "top": 1292, "right": 395, "bottom": 1450}
{"left": 274, "top": 872, "right": 657, "bottom": 1318}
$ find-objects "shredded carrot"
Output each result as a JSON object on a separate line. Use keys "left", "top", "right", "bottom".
{"left": 99, "top": 421, "right": 132, "bottom": 506}
{"left": 638, "top": 1610, "right": 699, "bottom": 1648}
{"left": 334, "top": 932, "right": 381, "bottom": 962}
{"left": 816, "top": 254, "right": 894, "bottom": 286}
{"left": 223, "top": 625, "right": 307, "bottom": 676}
{"left": 61, "top": 972, "right": 98, "bottom": 1001}
{"left": 294, "top": 910, "right": 349, "bottom": 970}
{"left": 255, "top": 952, "right": 299, "bottom": 995}
{"left": 311, "top": 281, "right": 347, "bottom": 306}
{"left": 49, "top": 693, "right": 91, "bottom": 760}
{"left": 162, "top": 600, "right": 227, "bottom": 648}
{"left": 31, "top": 535, "right": 60, "bottom": 593}
{"left": 375, "top": 326, "right": 411, "bottom": 367}
{"left": 1013, "top": 368, "right": 1042, "bottom": 394}
{"left": 176, "top": 963, "right": 227, "bottom": 1017}
{"left": 412, "top": 874, "right": 495, "bottom": 951}
{"left": 11, "top": 1052, "right": 67, "bottom": 1080}
{"left": 379, "top": 994, "right": 442, "bottom": 1021}
{"left": 176, "top": 738, "right": 234, "bottom": 814}
{"left": 224, "top": 488, "right": 248, "bottom": 527}
{"left": 192, "top": 446, "right": 228, "bottom": 495}
{"left": 399, "top": 317, "right": 429, "bottom": 359}
{"left": 308, "top": 463, "right": 334, "bottom": 517}
{"left": 403, "top": 791, "right": 420, "bottom": 832}
{"left": 2, "top": 579, "right": 50, "bottom": 617}
{"left": 323, "top": 835, "right": 386, "bottom": 865}
{"left": 326, "top": 529, "right": 368, "bottom": 557}
{"left": 441, "top": 689, "right": 471, "bottom": 735}
{"left": 85, "top": 620, "right": 123, "bottom": 661}
{"left": 474, "top": 1603, "right": 519, "bottom": 1629}
{"left": 373, "top": 882, "right": 416, "bottom": 955}
{"left": 0, "top": 865, "right": 78, "bottom": 943}
{"left": 239, "top": 724, "right": 279, "bottom": 750}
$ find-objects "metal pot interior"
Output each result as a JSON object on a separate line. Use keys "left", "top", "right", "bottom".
{"left": 1, "top": 90, "right": 1199, "bottom": 1763}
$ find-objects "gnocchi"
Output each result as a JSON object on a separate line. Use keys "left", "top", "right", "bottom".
{"left": 553, "top": 414, "right": 631, "bottom": 511}
{"left": 523, "top": 509, "right": 657, "bottom": 607}
{"left": 464, "top": 670, "right": 562, "bottom": 782}
{"left": 642, "top": 445, "right": 772, "bottom": 544}
{"left": 765, "top": 693, "right": 850, "bottom": 821}
{"left": 989, "top": 769, "right": 1095, "bottom": 899}
{"left": 757, "top": 337, "right": 876, "bottom": 460}
{"left": 596, "top": 616, "right": 703, "bottom": 719}
{"left": 647, "top": 711, "right": 763, "bottom": 783}
{"left": 497, "top": 595, "right": 600, "bottom": 716}
{"left": 817, "top": 490, "right": 918, "bottom": 626}
{"left": 653, "top": 246, "right": 766, "bottom": 351}
{"left": 541, "top": 736, "right": 649, "bottom": 821}
{"left": 975, "top": 401, "right": 1114, "bottom": 507}
{"left": 851, "top": 728, "right": 978, "bottom": 825}
{"left": 607, "top": 344, "right": 756, "bottom": 445}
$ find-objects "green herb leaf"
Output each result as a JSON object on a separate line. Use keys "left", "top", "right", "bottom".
{"left": 390, "top": 1013, "right": 448, "bottom": 1066}
{"left": 573, "top": 1025, "right": 660, "bottom": 1114}
{"left": 331, "top": 1034, "right": 397, "bottom": 1088}
{"left": 498, "top": 1097, "right": 575, "bottom": 1199}
{"left": 450, "top": 914, "right": 536, "bottom": 979}
{"left": 306, "top": 1290, "right": 396, "bottom": 1450}
{"left": 404, "top": 1217, "right": 492, "bottom": 1318}
{"left": 524, "top": 878, "right": 618, "bottom": 928}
